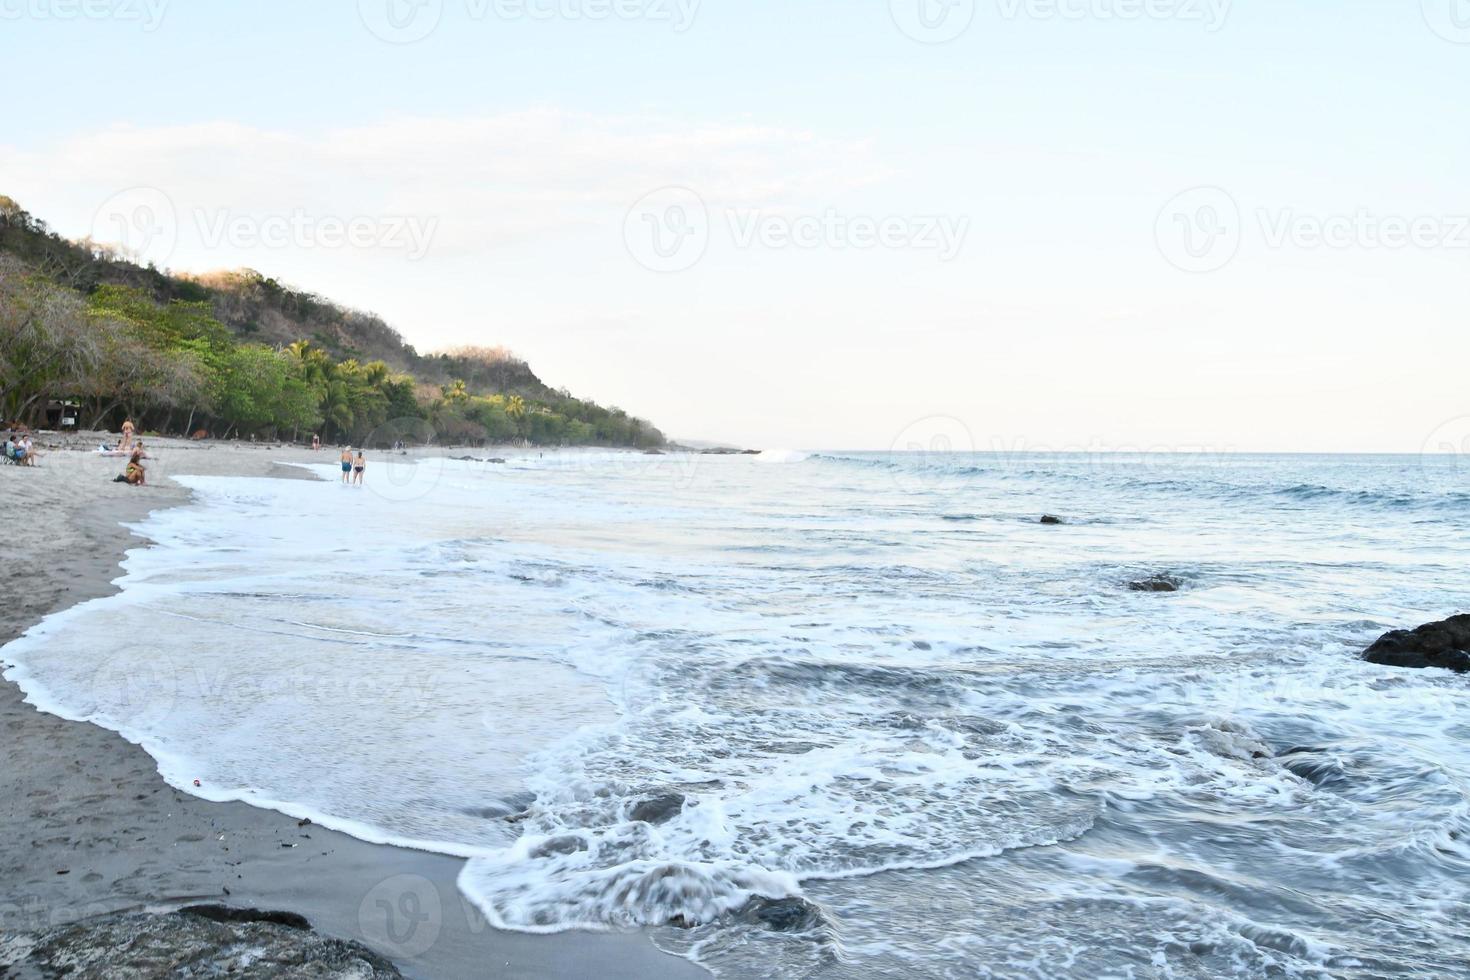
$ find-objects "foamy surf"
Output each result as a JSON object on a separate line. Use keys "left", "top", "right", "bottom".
{"left": 5, "top": 451, "right": 1470, "bottom": 977}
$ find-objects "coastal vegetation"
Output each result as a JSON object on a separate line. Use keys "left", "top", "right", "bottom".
{"left": 0, "top": 196, "right": 665, "bottom": 447}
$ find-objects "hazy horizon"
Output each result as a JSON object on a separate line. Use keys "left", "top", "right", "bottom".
{"left": 4, "top": 0, "right": 1466, "bottom": 454}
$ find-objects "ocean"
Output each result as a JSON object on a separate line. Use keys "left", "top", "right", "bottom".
{"left": 6, "top": 450, "right": 1470, "bottom": 977}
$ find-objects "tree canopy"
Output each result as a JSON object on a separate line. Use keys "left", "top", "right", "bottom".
{"left": 0, "top": 197, "right": 666, "bottom": 448}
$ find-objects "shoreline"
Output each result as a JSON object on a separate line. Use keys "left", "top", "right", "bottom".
{"left": 0, "top": 438, "right": 703, "bottom": 979}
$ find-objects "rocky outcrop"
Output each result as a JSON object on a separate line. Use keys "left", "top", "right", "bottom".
{"left": 1362, "top": 615, "right": 1470, "bottom": 673}
{"left": 1039, "top": 515, "right": 1064, "bottom": 525}
{"left": 629, "top": 792, "right": 687, "bottom": 825}
{"left": 1129, "top": 575, "right": 1182, "bottom": 593}
{"left": 733, "top": 896, "right": 828, "bottom": 933}
{"left": 0, "top": 905, "right": 402, "bottom": 979}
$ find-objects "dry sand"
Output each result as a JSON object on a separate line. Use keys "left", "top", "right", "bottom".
{"left": 0, "top": 436, "right": 702, "bottom": 979}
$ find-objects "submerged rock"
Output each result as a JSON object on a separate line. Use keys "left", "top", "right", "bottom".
{"left": 532, "top": 834, "right": 589, "bottom": 858}
{"left": 1039, "top": 515, "right": 1064, "bottom": 525}
{"left": 734, "top": 896, "right": 828, "bottom": 933}
{"left": 1, "top": 906, "right": 402, "bottom": 979}
{"left": 1129, "top": 575, "right": 1182, "bottom": 593}
{"left": 179, "top": 904, "right": 312, "bottom": 930}
{"left": 629, "top": 792, "right": 687, "bottom": 825}
{"left": 1362, "top": 615, "right": 1470, "bottom": 673}
{"left": 1276, "top": 747, "right": 1350, "bottom": 788}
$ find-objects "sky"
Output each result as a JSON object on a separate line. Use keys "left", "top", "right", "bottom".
{"left": 2, "top": 0, "right": 1467, "bottom": 452}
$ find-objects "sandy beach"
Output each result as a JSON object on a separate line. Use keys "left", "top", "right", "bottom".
{"left": 0, "top": 437, "right": 702, "bottom": 979}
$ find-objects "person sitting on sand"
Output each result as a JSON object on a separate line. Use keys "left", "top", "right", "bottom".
{"left": 124, "top": 449, "right": 146, "bottom": 486}
{"left": 9, "top": 433, "right": 35, "bottom": 466}
{"left": 352, "top": 450, "right": 366, "bottom": 486}
{"left": 340, "top": 447, "right": 353, "bottom": 484}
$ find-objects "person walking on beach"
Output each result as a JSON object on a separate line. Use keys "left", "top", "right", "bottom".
{"left": 119, "top": 418, "right": 135, "bottom": 453}
{"left": 340, "top": 447, "right": 353, "bottom": 484}
{"left": 353, "top": 450, "right": 366, "bottom": 486}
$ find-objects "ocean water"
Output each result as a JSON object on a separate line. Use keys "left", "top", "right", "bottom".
{"left": 6, "top": 450, "right": 1470, "bottom": 978}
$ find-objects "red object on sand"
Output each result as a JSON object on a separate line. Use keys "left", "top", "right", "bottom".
{"left": 193, "top": 779, "right": 201, "bottom": 787}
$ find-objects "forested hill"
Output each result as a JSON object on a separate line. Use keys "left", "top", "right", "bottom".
{"left": 0, "top": 196, "right": 666, "bottom": 447}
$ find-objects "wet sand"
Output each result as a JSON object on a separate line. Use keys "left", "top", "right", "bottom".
{"left": 0, "top": 438, "right": 702, "bottom": 978}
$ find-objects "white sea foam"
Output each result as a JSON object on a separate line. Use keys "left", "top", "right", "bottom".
{"left": 5, "top": 452, "right": 1470, "bottom": 977}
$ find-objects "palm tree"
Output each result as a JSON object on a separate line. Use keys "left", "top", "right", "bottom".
{"left": 285, "top": 340, "right": 330, "bottom": 385}
{"left": 322, "top": 378, "right": 354, "bottom": 437}
{"left": 506, "top": 395, "right": 526, "bottom": 420}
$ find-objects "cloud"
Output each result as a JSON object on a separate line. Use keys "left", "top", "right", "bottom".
{"left": 0, "top": 109, "right": 887, "bottom": 266}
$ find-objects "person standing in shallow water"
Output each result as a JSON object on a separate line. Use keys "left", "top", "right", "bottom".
{"left": 352, "top": 450, "right": 366, "bottom": 486}
{"left": 340, "top": 447, "right": 353, "bottom": 484}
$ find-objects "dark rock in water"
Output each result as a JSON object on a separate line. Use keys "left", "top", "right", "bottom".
{"left": 1129, "top": 575, "right": 1182, "bottom": 593}
{"left": 467, "top": 792, "right": 537, "bottom": 821}
{"left": 180, "top": 904, "right": 311, "bottom": 930}
{"left": 3, "top": 907, "right": 402, "bottom": 978}
{"left": 629, "top": 792, "right": 686, "bottom": 825}
{"left": 1039, "top": 515, "right": 1064, "bottom": 525}
{"left": 734, "top": 896, "right": 827, "bottom": 933}
{"left": 1276, "top": 748, "right": 1349, "bottom": 788}
{"left": 1363, "top": 615, "right": 1470, "bottom": 673}
{"left": 532, "top": 834, "right": 589, "bottom": 858}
